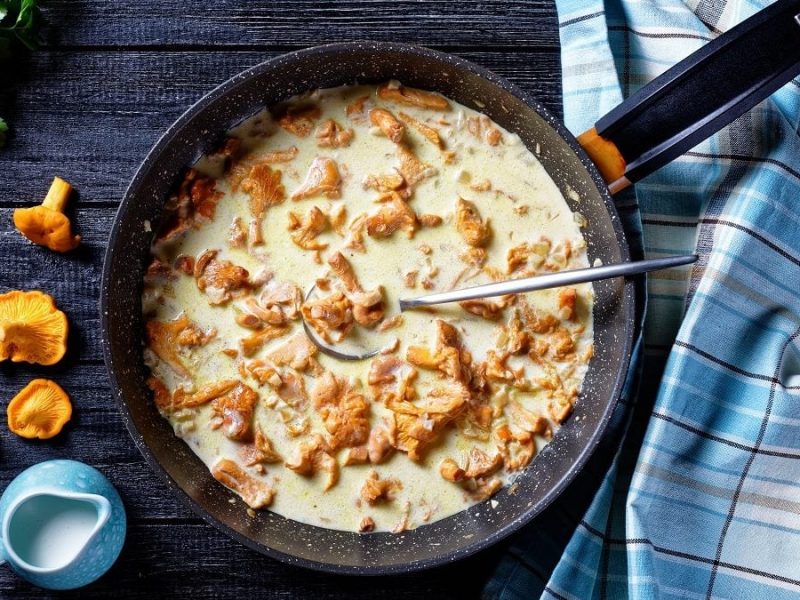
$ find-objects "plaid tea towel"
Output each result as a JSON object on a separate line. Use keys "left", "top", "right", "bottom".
{"left": 484, "top": 0, "right": 800, "bottom": 598}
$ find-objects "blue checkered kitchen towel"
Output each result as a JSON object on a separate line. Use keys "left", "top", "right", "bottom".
{"left": 484, "top": 1, "right": 800, "bottom": 598}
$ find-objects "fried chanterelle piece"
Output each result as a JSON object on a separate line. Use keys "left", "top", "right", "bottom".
{"left": 285, "top": 434, "right": 339, "bottom": 491}
{"left": 360, "top": 470, "right": 402, "bottom": 505}
{"left": 326, "top": 251, "right": 385, "bottom": 327}
{"left": 241, "top": 163, "right": 285, "bottom": 245}
{"left": 212, "top": 459, "right": 274, "bottom": 509}
{"left": 312, "top": 371, "right": 370, "bottom": 450}
{"left": 292, "top": 157, "right": 342, "bottom": 200}
{"left": 455, "top": 197, "right": 491, "bottom": 247}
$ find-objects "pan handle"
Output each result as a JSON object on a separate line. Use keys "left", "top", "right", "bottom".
{"left": 578, "top": 0, "right": 800, "bottom": 194}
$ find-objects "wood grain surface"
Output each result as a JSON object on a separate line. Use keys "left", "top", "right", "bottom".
{"left": 39, "top": 1, "right": 561, "bottom": 49}
{"left": 0, "top": 2, "right": 562, "bottom": 597}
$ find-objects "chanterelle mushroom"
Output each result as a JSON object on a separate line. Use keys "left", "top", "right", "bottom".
{"left": 0, "top": 291, "right": 69, "bottom": 365}
{"left": 7, "top": 379, "right": 73, "bottom": 439}
{"left": 13, "top": 177, "right": 81, "bottom": 252}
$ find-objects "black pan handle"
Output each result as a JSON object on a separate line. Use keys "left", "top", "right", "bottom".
{"left": 578, "top": 0, "right": 800, "bottom": 194}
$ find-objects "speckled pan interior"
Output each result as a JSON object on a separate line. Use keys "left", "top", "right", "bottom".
{"left": 100, "top": 42, "right": 636, "bottom": 574}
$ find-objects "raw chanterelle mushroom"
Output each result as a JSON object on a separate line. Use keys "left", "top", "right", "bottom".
{"left": 0, "top": 290, "right": 69, "bottom": 365}
{"left": 13, "top": 176, "right": 81, "bottom": 252}
{"left": 7, "top": 379, "right": 73, "bottom": 439}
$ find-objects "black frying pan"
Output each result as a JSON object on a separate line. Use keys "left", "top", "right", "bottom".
{"left": 100, "top": 1, "right": 800, "bottom": 574}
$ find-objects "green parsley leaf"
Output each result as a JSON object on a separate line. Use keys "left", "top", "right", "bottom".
{"left": 0, "top": 0, "right": 38, "bottom": 148}
{"left": 0, "top": 118, "right": 7, "bottom": 148}
{"left": 0, "top": 0, "right": 39, "bottom": 51}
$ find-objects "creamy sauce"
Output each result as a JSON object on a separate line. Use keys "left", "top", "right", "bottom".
{"left": 8, "top": 495, "right": 99, "bottom": 569}
{"left": 143, "top": 83, "right": 593, "bottom": 533}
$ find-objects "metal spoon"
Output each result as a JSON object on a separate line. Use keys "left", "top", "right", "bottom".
{"left": 303, "top": 254, "right": 698, "bottom": 361}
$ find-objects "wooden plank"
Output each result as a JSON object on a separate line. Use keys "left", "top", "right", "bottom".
{"left": 0, "top": 50, "right": 561, "bottom": 206}
{"left": 0, "top": 520, "right": 503, "bottom": 598}
{"left": 40, "top": 0, "right": 558, "bottom": 49}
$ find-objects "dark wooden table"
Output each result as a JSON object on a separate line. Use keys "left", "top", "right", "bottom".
{"left": 0, "top": 2, "right": 563, "bottom": 597}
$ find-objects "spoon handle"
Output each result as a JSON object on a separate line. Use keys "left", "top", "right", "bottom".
{"left": 399, "top": 254, "right": 698, "bottom": 310}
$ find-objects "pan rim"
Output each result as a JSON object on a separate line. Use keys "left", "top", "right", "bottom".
{"left": 100, "top": 41, "right": 637, "bottom": 575}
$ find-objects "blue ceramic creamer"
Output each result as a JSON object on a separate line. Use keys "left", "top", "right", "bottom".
{"left": 0, "top": 459, "right": 126, "bottom": 590}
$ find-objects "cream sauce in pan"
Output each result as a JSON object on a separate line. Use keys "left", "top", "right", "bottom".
{"left": 142, "top": 83, "right": 593, "bottom": 533}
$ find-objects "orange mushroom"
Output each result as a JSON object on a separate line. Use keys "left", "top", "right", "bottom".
{"left": 7, "top": 379, "right": 73, "bottom": 439}
{"left": 0, "top": 291, "right": 69, "bottom": 365}
{"left": 13, "top": 177, "right": 81, "bottom": 252}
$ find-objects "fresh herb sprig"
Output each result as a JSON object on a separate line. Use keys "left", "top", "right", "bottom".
{"left": 0, "top": 0, "right": 38, "bottom": 56}
{"left": 1, "top": 0, "right": 39, "bottom": 147}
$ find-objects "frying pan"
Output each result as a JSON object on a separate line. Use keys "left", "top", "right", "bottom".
{"left": 100, "top": 1, "right": 800, "bottom": 574}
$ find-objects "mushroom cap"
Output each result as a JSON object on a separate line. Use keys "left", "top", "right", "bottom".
{"left": 7, "top": 378, "right": 73, "bottom": 439}
{"left": 13, "top": 206, "right": 81, "bottom": 252}
{"left": 0, "top": 290, "right": 69, "bottom": 365}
